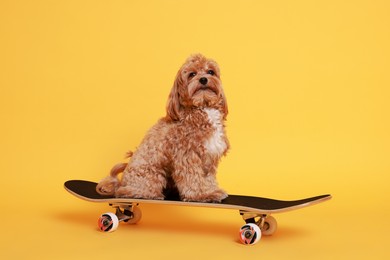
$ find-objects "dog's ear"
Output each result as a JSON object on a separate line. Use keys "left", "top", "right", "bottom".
{"left": 166, "top": 70, "right": 182, "bottom": 121}
{"left": 220, "top": 89, "right": 229, "bottom": 119}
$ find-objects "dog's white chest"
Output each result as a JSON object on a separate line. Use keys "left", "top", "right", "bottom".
{"left": 204, "top": 108, "right": 227, "bottom": 156}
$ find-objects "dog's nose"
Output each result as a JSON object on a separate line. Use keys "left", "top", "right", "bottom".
{"left": 199, "top": 77, "right": 208, "bottom": 85}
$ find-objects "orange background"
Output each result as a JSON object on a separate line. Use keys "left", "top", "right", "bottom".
{"left": 1, "top": 0, "right": 389, "bottom": 259}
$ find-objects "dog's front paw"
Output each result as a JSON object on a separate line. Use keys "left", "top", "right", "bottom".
{"left": 115, "top": 186, "right": 164, "bottom": 200}
{"left": 182, "top": 189, "right": 228, "bottom": 203}
{"left": 204, "top": 189, "right": 228, "bottom": 203}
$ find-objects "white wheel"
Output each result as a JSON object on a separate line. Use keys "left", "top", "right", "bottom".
{"left": 125, "top": 206, "right": 142, "bottom": 224}
{"left": 239, "top": 223, "right": 261, "bottom": 245}
{"left": 98, "top": 212, "right": 119, "bottom": 232}
{"left": 261, "top": 216, "right": 277, "bottom": 236}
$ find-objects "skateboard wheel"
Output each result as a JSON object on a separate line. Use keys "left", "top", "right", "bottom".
{"left": 124, "top": 206, "right": 142, "bottom": 224}
{"left": 239, "top": 223, "right": 261, "bottom": 245}
{"left": 261, "top": 216, "right": 277, "bottom": 236}
{"left": 98, "top": 212, "right": 119, "bottom": 232}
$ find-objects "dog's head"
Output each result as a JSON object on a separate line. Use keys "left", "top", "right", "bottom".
{"left": 166, "top": 54, "right": 228, "bottom": 121}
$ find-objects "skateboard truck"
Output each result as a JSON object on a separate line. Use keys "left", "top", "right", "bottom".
{"left": 98, "top": 203, "right": 143, "bottom": 232}
{"left": 109, "top": 203, "right": 141, "bottom": 222}
{"left": 240, "top": 210, "right": 277, "bottom": 236}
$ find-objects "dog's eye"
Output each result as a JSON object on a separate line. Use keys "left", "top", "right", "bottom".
{"left": 188, "top": 72, "right": 197, "bottom": 79}
{"left": 207, "top": 70, "right": 215, "bottom": 76}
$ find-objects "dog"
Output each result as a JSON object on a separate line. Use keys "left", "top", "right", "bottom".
{"left": 96, "top": 54, "right": 229, "bottom": 202}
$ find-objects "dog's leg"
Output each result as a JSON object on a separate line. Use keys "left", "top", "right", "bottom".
{"left": 115, "top": 165, "right": 166, "bottom": 200}
{"left": 172, "top": 158, "right": 227, "bottom": 203}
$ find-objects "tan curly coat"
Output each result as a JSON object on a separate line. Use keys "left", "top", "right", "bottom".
{"left": 96, "top": 54, "right": 229, "bottom": 202}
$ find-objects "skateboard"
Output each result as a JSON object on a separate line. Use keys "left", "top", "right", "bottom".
{"left": 64, "top": 180, "right": 331, "bottom": 245}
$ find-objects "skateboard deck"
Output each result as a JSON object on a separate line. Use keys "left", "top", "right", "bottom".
{"left": 64, "top": 180, "right": 331, "bottom": 244}
{"left": 65, "top": 180, "right": 331, "bottom": 213}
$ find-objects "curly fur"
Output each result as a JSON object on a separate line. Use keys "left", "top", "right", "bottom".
{"left": 96, "top": 54, "right": 229, "bottom": 202}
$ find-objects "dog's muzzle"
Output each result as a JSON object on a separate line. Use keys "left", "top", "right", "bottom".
{"left": 199, "top": 77, "right": 208, "bottom": 85}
